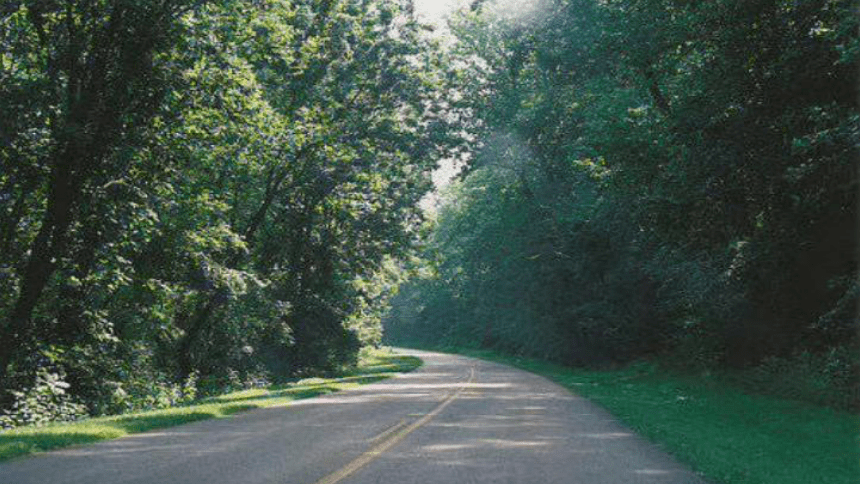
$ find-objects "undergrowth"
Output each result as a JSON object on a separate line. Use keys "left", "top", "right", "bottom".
{"left": 0, "top": 349, "right": 421, "bottom": 462}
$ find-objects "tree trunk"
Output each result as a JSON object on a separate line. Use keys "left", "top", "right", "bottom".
{"left": 0, "top": 153, "right": 79, "bottom": 383}
{"left": 176, "top": 297, "right": 218, "bottom": 378}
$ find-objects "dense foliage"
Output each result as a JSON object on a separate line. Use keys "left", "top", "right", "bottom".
{"left": 0, "top": 0, "right": 456, "bottom": 423}
{"left": 1, "top": 0, "right": 856, "bottom": 425}
{"left": 385, "top": 0, "right": 858, "bottom": 406}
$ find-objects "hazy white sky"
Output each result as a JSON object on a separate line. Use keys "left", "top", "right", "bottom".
{"left": 412, "top": 0, "right": 466, "bottom": 27}
{"left": 412, "top": 1, "right": 468, "bottom": 211}
{"left": 413, "top": 0, "right": 548, "bottom": 28}
{"left": 414, "top": 0, "right": 549, "bottom": 210}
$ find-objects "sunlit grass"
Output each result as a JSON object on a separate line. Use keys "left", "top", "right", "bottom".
{"left": 0, "top": 349, "right": 421, "bottom": 463}
{"left": 435, "top": 347, "right": 859, "bottom": 484}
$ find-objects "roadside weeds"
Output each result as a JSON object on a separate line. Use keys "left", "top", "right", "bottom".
{"left": 0, "top": 350, "right": 421, "bottom": 463}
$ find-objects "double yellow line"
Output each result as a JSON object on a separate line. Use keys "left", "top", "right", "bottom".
{"left": 314, "top": 366, "right": 476, "bottom": 484}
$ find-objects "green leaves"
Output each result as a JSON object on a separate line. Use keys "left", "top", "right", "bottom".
{"left": 388, "top": 0, "right": 858, "bottom": 371}
{"left": 0, "top": 0, "right": 460, "bottom": 419}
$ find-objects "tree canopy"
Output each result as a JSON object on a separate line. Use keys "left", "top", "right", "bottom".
{"left": 0, "top": 0, "right": 458, "bottom": 421}
{"left": 1, "top": 0, "right": 857, "bottom": 423}
{"left": 385, "top": 0, "right": 858, "bottom": 407}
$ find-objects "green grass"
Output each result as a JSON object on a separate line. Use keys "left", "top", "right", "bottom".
{"left": 431, "top": 347, "right": 859, "bottom": 484}
{"left": 0, "top": 349, "right": 421, "bottom": 463}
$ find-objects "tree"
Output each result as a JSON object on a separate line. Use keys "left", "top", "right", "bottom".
{"left": 0, "top": 0, "right": 461, "bottom": 417}
{"left": 0, "top": 0, "right": 194, "bottom": 389}
{"left": 386, "top": 0, "right": 858, "bottom": 372}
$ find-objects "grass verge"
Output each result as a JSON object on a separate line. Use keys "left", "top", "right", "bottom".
{"left": 430, "top": 346, "right": 859, "bottom": 484}
{"left": 0, "top": 349, "right": 421, "bottom": 463}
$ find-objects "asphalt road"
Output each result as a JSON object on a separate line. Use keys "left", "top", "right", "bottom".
{"left": 0, "top": 349, "right": 707, "bottom": 483}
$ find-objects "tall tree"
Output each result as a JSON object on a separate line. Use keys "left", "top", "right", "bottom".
{"left": 0, "top": 0, "right": 194, "bottom": 387}
{"left": 387, "top": 0, "right": 857, "bottom": 371}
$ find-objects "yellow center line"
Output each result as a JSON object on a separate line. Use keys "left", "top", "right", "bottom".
{"left": 368, "top": 419, "right": 409, "bottom": 443}
{"left": 313, "top": 366, "right": 477, "bottom": 484}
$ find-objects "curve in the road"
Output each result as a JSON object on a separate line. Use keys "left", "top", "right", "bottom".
{"left": 0, "top": 349, "right": 707, "bottom": 484}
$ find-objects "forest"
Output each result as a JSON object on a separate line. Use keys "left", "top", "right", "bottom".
{"left": 384, "top": 0, "right": 859, "bottom": 409}
{"left": 0, "top": 0, "right": 857, "bottom": 427}
{"left": 0, "top": 0, "right": 460, "bottom": 425}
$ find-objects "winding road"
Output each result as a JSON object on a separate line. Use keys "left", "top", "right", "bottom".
{"left": 0, "top": 349, "right": 706, "bottom": 483}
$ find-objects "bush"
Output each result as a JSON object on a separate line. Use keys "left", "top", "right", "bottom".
{"left": 0, "top": 368, "right": 88, "bottom": 429}
{"left": 119, "top": 371, "right": 199, "bottom": 413}
{"left": 197, "top": 367, "right": 272, "bottom": 397}
{"left": 733, "top": 346, "right": 860, "bottom": 411}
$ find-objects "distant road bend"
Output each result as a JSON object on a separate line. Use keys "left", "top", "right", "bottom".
{"left": 0, "top": 349, "right": 706, "bottom": 483}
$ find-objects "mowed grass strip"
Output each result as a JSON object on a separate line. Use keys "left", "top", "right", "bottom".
{"left": 447, "top": 348, "right": 859, "bottom": 484}
{"left": 0, "top": 350, "right": 422, "bottom": 462}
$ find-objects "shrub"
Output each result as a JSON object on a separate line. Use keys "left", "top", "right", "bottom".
{"left": 734, "top": 346, "right": 860, "bottom": 411}
{"left": 0, "top": 369, "right": 88, "bottom": 429}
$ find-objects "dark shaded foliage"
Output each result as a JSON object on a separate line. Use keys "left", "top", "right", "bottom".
{"left": 386, "top": 0, "right": 858, "bottom": 395}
